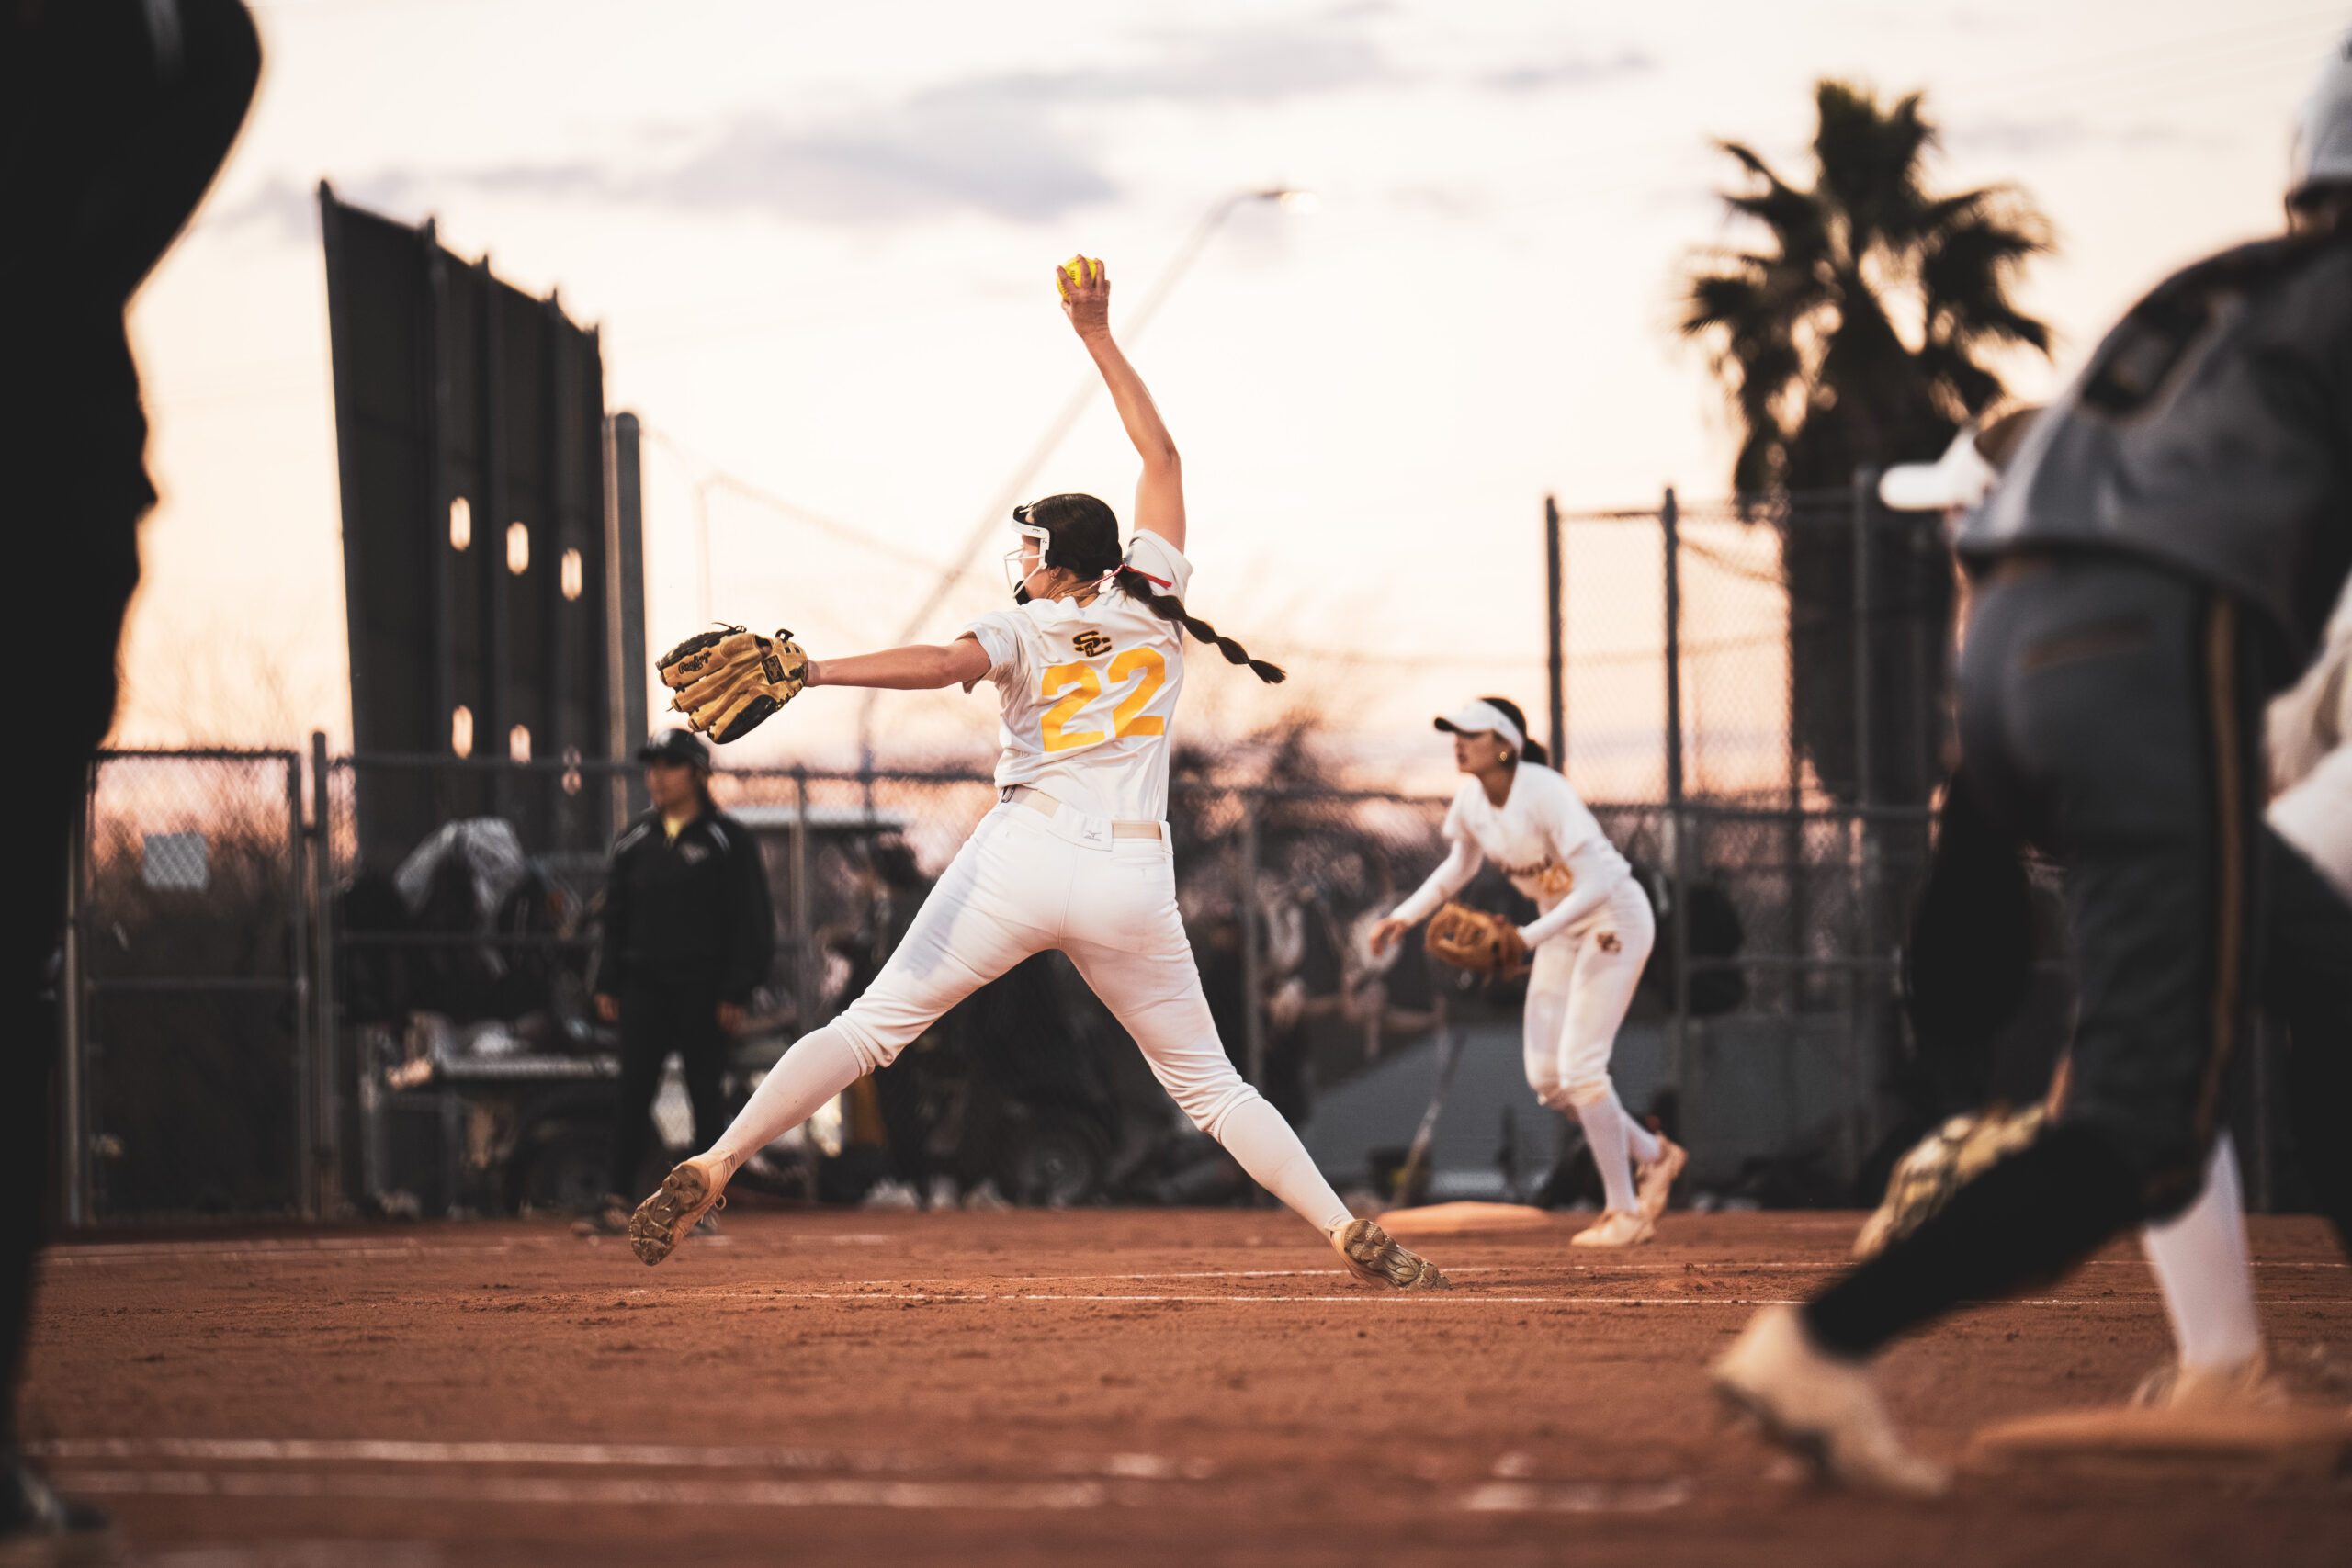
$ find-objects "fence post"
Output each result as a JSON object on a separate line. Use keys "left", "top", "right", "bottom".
{"left": 1544, "top": 494, "right": 1565, "bottom": 763}
{"left": 1661, "top": 487, "right": 1692, "bottom": 1132}
{"left": 288, "top": 753, "right": 315, "bottom": 1219}
{"left": 311, "top": 731, "right": 341, "bottom": 1215}
{"left": 1239, "top": 795, "right": 1265, "bottom": 1089}
{"left": 792, "top": 768, "right": 817, "bottom": 1029}
{"left": 58, "top": 761, "right": 92, "bottom": 1227}
{"left": 1847, "top": 468, "right": 1881, "bottom": 1181}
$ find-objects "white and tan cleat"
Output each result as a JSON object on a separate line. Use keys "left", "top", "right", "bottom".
{"left": 628, "top": 1156, "right": 728, "bottom": 1267}
{"left": 2129, "top": 1351, "right": 2289, "bottom": 1412}
{"left": 1569, "top": 1209, "right": 1657, "bottom": 1247}
{"left": 1712, "top": 1304, "right": 1950, "bottom": 1498}
{"left": 1331, "top": 1218, "right": 1451, "bottom": 1290}
{"left": 1635, "top": 1135, "right": 1688, "bottom": 1222}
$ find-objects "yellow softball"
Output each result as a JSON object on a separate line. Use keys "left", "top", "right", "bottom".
{"left": 1057, "top": 254, "right": 1097, "bottom": 297}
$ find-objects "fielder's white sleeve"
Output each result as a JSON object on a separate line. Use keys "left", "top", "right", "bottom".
{"left": 1515, "top": 836, "right": 1625, "bottom": 948}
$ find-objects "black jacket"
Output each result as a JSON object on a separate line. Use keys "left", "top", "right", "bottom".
{"left": 1962, "top": 227, "right": 2352, "bottom": 672}
{"left": 598, "top": 807, "right": 775, "bottom": 1003}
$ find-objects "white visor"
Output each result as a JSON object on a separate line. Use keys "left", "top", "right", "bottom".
{"left": 1879, "top": 426, "right": 2000, "bottom": 513}
{"left": 1434, "top": 700, "right": 1524, "bottom": 755}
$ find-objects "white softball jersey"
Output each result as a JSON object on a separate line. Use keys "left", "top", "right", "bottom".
{"left": 1391, "top": 761, "right": 1655, "bottom": 1111}
{"left": 1394, "top": 762, "right": 1637, "bottom": 946}
{"left": 961, "top": 530, "right": 1191, "bottom": 823}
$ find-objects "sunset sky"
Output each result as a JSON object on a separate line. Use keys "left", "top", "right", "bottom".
{"left": 117, "top": 0, "right": 2346, "bottom": 793}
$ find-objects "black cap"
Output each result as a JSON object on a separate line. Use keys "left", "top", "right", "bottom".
{"left": 637, "top": 729, "right": 710, "bottom": 769}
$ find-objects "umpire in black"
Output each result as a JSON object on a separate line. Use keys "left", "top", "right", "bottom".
{"left": 593, "top": 730, "right": 775, "bottom": 1230}
{"left": 1713, "top": 42, "right": 2352, "bottom": 1495}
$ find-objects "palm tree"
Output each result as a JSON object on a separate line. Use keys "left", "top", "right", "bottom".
{"left": 1684, "top": 80, "right": 2053, "bottom": 492}
{"left": 1681, "top": 81, "right": 2052, "bottom": 807}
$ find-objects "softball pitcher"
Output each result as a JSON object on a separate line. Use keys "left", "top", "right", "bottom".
{"left": 626, "top": 255, "right": 1447, "bottom": 1291}
{"left": 1373, "top": 698, "right": 1687, "bottom": 1246}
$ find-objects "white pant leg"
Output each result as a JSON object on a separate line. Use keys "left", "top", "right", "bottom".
{"left": 1521, "top": 939, "right": 1577, "bottom": 1111}
{"left": 1058, "top": 830, "right": 1348, "bottom": 1231}
{"left": 1058, "top": 830, "right": 1259, "bottom": 1138}
{"left": 827, "top": 808, "right": 1056, "bottom": 1072}
{"left": 1555, "top": 882, "right": 1656, "bottom": 1106}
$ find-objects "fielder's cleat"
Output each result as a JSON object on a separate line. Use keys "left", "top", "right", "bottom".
{"left": 2129, "top": 1351, "right": 2288, "bottom": 1412}
{"left": 1712, "top": 1305, "right": 1950, "bottom": 1498}
{"left": 1635, "top": 1134, "right": 1688, "bottom": 1222}
{"left": 628, "top": 1156, "right": 726, "bottom": 1267}
{"left": 1331, "top": 1218, "right": 1451, "bottom": 1290}
{"left": 1570, "top": 1209, "right": 1657, "bottom": 1247}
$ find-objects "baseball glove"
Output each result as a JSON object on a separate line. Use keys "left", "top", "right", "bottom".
{"left": 1850, "top": 1103, "right": 2048, "bottom": 1260}
{"left": 1424, "top": 901, "right": 1530, "bottom": 979}
{"left": 658, "top": 626, "right": 810, "bottom": 744}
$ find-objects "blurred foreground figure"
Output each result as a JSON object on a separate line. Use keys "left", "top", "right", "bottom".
{"left": 1, "top": 0, "right": 260, "bottom": 1553}
{"left": 1714, "top": 39, "right": 2352, "bottom": 1495}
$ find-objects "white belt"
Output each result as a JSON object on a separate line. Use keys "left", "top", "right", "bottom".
{"left": 1001, "top": 784, "right": 1163, "bottom": 840}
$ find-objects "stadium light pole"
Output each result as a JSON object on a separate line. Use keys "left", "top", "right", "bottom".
{"left": 856, "top": 186, "right": 1315, "bottom": 774}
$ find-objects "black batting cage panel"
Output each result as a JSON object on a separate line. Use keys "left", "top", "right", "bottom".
{"left": 320, "top": 184, "right": 643, "bottom": 867}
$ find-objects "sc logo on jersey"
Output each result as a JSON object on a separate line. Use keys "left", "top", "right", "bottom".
{"left": 1072, "top": 631, "right": 1114, "bottom": 657}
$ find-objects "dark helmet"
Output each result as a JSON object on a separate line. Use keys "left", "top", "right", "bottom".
{"left": 1011, "top": 493, "right": 1123, "bottom": 581}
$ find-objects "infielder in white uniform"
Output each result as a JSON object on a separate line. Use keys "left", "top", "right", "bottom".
{"left": 626, "top": 256, "right": 1448, "bottom": 1291}
{"left": 1373, "top": 698, "right": 1687, "bottom": 1247}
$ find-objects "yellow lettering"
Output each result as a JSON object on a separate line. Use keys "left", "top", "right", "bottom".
{"left": 1039, "top": 662, "right": 1106, "bottom": 751}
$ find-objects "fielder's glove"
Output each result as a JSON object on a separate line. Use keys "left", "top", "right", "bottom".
{"left": 1424, "top": 901, "right": 1530, "bottom": 979}
{"left": 659, "top": 626, "right": 810, "bottom": 744}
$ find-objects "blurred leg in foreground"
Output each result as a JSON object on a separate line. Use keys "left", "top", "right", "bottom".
{"left": 1, "top": 0, "right": 258, "bottom": 1552}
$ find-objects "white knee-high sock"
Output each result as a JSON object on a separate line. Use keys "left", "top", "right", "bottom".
{"left": 2142, "top": 1134, "right": 2263, "bottom": 1371}
{"left": 707, "top": 1026, "right": 866, "bottom": 1173}
{"left": 1215, "top": 1096, "right": 1351, "bottom": 1233}
{"left": 1620, "top": 1101, "right": 1660, "bottom": 1166}
{"left": 1575, "top": 1097, "right": 1640, "bottom": 1213}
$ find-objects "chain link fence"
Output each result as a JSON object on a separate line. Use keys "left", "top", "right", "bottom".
{"left": 60, "top": 475, "right": 2030, "bottom": 1222}
{"left": 62, "top": 750, "right": 311, "bottom": 1222}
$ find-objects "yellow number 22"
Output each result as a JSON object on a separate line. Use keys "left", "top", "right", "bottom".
{"left": 1038, "top": 648, "right": 1166, "bottom": 752}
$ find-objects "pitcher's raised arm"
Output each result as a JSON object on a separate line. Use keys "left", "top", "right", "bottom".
{"left": 1059, "top": 256, "right": 1184, "bottom": 552}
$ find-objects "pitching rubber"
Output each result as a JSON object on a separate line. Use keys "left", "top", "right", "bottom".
{"left": 1332, "top": 1218, "right": 1452, "bottom": 1291}
{"left": 628, "top": 1161, "right": 722, "bottom": 1267}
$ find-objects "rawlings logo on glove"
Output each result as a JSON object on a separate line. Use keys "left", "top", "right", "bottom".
{"left": 1424, "top": 901, "right": 1530, "bottom": 979}
{"left": 657, "top": 626, "right": 810, "bottom": 744}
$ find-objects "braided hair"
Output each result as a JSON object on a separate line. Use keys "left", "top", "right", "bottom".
{"left": 1016, "top": 494, "right": 1285, "bottom": 684}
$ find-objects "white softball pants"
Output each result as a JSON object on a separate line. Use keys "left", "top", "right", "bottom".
{"left": 1522, "top": 879, "right": 1657, "bottom": 1111}
{"left": 1522, "top": 879, "right": 1658, "bottom": 1213}
{"left": 708, "top": 801, "right": 1350, "bottom": 1232}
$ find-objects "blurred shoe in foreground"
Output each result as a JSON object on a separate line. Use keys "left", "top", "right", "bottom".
{"left": 1713, "top": 1305, "right": 1950, "bottom": 1498}
{"left": 2, "top": 1452, "right": 122, "bottom": 1566}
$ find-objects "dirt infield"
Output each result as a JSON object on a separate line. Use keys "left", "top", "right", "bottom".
{"left": 20, "top": 1209, "right": 2352, "bottom": 1566}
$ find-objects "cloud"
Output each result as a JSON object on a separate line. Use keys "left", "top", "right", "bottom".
{"left": 1947, "top": 116, "right": 2216, "bottom": 155}
{"left": 203, "top": 170, "right": 426, "bottom": 241}
{"left": 1484, "top": 51, "right": 1655, "bottom": 94}
{"left": 213, "top": 18, "right": 1407, "bottom": 235}
{"left": 620, "top": 99, "right": 1116, "bottom": 224}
